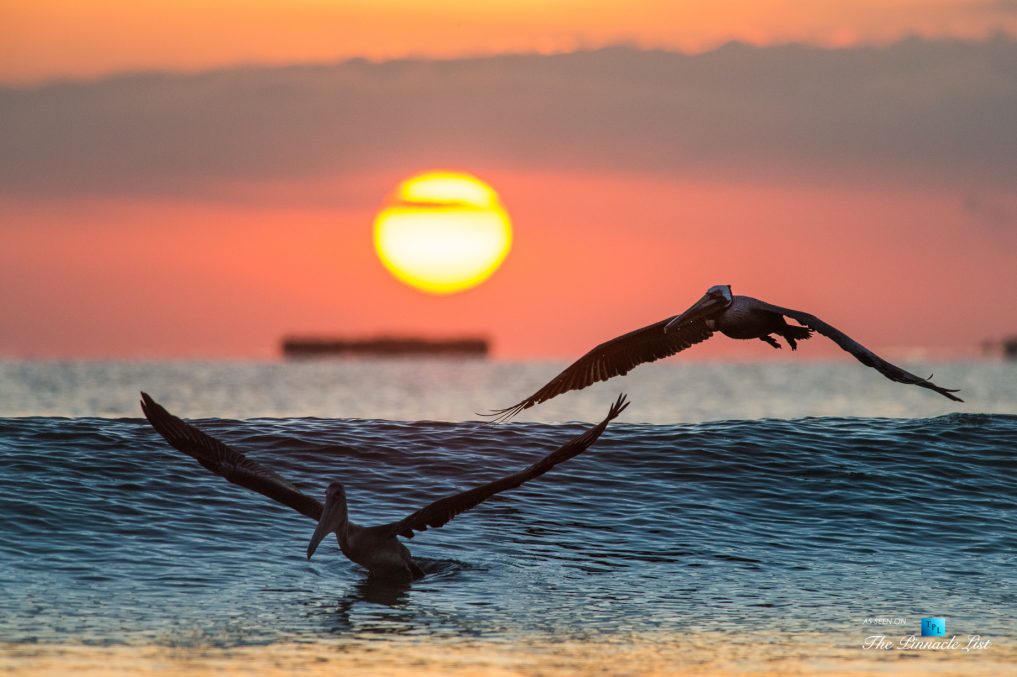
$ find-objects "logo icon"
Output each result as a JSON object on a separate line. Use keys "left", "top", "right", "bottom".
{"left": 921, "top": 617, "right": 946, "bottom": 637}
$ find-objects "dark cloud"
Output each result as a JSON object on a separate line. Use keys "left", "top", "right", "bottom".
{"left": 962, "top": 192, "right": 1015, "bottom": 226}
{"left": 1, "top": 37, "right": 1014, "bottom": 200}
{"left": 980, "top": 0, "right": 1017, "bottom": 14}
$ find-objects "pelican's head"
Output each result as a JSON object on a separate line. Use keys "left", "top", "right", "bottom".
{"left": 665, "top": 284, "right": 733, "bottom": 332}
{"left": 307, "top": 481, "right": 348, "bottom": 560}
{"left": 706, "top": 284, "right": 733, "bottom": 303}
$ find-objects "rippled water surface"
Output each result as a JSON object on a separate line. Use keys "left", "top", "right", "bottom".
{"left": 1, "top": 400, "right": 1015, "bottom": 647}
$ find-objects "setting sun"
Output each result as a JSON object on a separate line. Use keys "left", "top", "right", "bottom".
{"left": 373, "top": 171, "right": 513, "bottom": 294}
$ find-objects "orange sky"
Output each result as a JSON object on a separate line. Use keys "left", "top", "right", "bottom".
{"left": 2, "top": 170, "right": 1014, "bottom": 359}
{"left": 1, "top": 7, "right": 1015, "bottom": 359}
{"left": 2, "top": 0, "right": 1015, "bottom": 83}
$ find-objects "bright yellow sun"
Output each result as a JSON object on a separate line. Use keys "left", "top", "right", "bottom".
{"left": 373, "top": 171, "right": 513, "bottom": 294}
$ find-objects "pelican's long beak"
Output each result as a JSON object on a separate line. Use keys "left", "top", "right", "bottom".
{"left": 307, "top": 492, "right": 346, "bottom": 560}
{"left": 664, "top": 293, "right": 725, "bottom": 333}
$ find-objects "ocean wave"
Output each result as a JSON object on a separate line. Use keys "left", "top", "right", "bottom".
{"left": 1, "top": 414, "right": 1014, "bottom": 645}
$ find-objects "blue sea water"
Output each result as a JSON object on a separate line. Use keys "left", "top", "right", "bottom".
{"left": 0, "top": 360, "right": 1015, "bottom": 648}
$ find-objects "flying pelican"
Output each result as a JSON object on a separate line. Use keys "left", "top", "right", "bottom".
{"left": 140, "top": 392, "right": 629, "bottom": 582}
{"left": 486, "top": 285, "right": 961, "bottom": 421}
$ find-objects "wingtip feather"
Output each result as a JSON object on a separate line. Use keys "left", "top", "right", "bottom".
{"left": 606, "top": 393, "right": 630, "bottom": 421}
{"left": 479, "top": 403, "right": 529, "bottom": 424}
{"left": 139, "top": 391, "right": 171, "bottom": 425}
{"left": 139, "top": 391, "right": 158, "bottom": 418}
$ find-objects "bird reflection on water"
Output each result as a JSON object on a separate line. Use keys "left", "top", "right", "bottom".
{"left": 317, "top": 559, "right": 474, "bottom": 636}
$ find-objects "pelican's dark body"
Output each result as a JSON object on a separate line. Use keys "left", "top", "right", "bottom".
{"left": 338, "top": 523, "right": 423, "bottom": 582}
{"left": 711, "top": 296, "right": 813, "bottom": 350}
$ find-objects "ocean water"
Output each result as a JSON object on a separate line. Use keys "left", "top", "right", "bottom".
{"left": 1, "top": 358, "right": 1014, "bottom": 421}
{"left": 0, "top": 359, "right": 1015, "bottom": 671}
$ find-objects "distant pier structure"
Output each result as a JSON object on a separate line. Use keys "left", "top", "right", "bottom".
{"left": 1001, "top": 336, "right": 1017, "bottom": 361}
{"left": 981, "top": 335, "right": 1017, "bottom": 360}
{"left": 282, "top": 335, "right": 489, "bottom": 358}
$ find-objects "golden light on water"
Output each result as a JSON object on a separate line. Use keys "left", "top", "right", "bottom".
{"left": 373, "top": 171, "right": 512, "bottom": 294}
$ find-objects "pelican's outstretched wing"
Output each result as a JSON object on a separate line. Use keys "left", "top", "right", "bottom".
{"left": 140, "top": 392, "right": 324, "bottom": 520}
{"left": 484, "top": 317, "right": 713, "bottom": 421}
{"left": 378, "top": 394, "right": 629, "bottom": 539}
{"left": 749, "top": 299, "right": 963, "bottom": 402}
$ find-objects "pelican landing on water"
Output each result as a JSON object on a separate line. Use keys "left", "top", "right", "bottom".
{"left": 486, "top": 285, "right": 961, "bottom": 422}
{"left": 140, "top": 392, "right": 628, "bottom": 582}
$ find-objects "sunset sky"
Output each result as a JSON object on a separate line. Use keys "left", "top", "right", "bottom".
{"left": 1, "top": 2, "right": 1015, "bottom": 358}
{"left": 3, "top": 1, "right": 1016, "bottom": 84}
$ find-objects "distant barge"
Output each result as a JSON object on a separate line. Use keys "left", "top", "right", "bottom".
{"left": 1003, "top": 336, "right": 1017, "bottom": 360}
{"left": 981, "top": 335, "right": 1017, "bottom": 360}
{"left": 282, "top": 336, "right": 489, "bottom": 358}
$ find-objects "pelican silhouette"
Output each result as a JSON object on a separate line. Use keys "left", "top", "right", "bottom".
{"left": 486, "top": 285, "right": 961, "bottom": 421}
{"left": 140, "top": 392, "right": 628, "bottom": 581}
